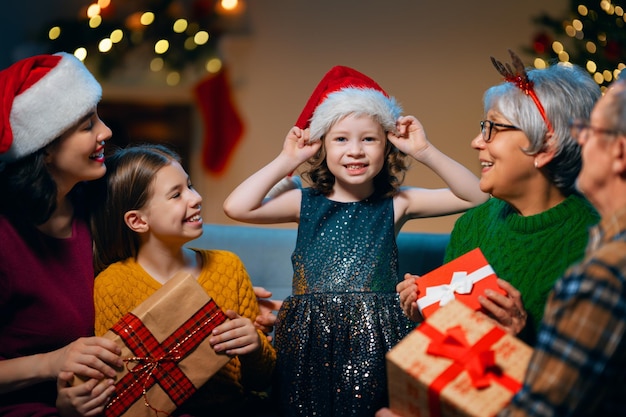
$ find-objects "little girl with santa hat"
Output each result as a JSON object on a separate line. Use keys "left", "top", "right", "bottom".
{"left": 224, "top": 65, "right": 488, "bottom": 416}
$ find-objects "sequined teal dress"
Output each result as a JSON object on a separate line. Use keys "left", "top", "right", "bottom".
{"left": 274, "top": 188, "right": 415, "bottom": 417}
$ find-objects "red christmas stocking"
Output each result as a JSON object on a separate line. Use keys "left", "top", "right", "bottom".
{"left": 193, "top": 66, "right": 244, "bottom": 174}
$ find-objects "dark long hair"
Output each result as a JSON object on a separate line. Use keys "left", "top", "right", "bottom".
{"left": 0, "top": 146, "right": 60, "bottom": 225}
{"left": 90, "top": 143, "right": 181, "bottom": 274}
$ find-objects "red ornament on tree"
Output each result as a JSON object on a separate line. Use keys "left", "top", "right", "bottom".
{"left": 604, "top": 40, "right": 622, "bottom": 63}
{"left": 99, "top": 1, "right": 116, "bottom": 19}
{"left": 532, "top": 32, "right": 552, "bottom": 55}
{"left": 192, "top": 0, "right": 217, "bottom": 19}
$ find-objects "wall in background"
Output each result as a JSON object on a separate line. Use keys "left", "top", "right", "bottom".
{"left": 1, "top": 0, "right": 567, "bottom": 233}
{"left": 194, "top": 0, "right": 567, "bottom": 233}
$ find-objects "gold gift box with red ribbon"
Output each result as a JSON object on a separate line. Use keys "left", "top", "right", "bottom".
{"left": 79, "top": 272, "right": 231, "bottom": 417}
{"left": 386, "top": 299, "right": 533, "bottom": 417}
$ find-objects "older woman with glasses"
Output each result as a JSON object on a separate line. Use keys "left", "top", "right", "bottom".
{"left": 398, "top": 51, "right": 602, "bottom": 346}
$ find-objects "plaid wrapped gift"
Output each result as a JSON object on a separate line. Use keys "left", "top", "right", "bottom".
{"left": 386, "top": 300, "right": 533, "bottom": 417}
{"left": 77, "top": 272, "right": 231, "bottom": 417}
{"left": 416, "top": 248, "right": 506, "bottom": 318}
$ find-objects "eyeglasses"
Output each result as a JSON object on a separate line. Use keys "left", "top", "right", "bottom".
{"left": 569, "top": 119, "right": 622, "bottom": 142}
{"left": 480, "top": 120, "right": 520, "bottom": 143}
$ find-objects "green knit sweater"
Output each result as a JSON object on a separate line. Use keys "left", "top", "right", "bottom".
{"left": 444, "top": 193, "right": 599, "bottom": 346}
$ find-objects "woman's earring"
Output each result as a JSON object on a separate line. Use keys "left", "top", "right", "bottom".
{"left": 534, "top": 159, "right": 539, "bottom": 168}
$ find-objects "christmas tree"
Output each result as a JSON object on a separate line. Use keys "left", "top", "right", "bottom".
{"left": 529, "top": 0, "right": 625, "bottom": 89}
{"left": 36, "top": 0, "right": 247, "bottom": 85}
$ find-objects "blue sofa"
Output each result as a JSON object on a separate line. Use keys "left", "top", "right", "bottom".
{"left": 188, "top": 224, "right": 450, "bottom": 301}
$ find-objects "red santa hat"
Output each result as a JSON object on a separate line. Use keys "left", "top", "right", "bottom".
{"left": 295, "top": 65, "right": 402, "bottom": 142}
{"left": 0, "top": 52, "right": 102, "bottom": 162}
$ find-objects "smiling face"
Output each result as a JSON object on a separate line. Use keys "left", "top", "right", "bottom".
{"left": 576, "top": 82, "right": 626, "bottom": 211}
{"left": 45, "top": 108, "right": 112, "bottom": 194}
{"left": 471, "top": 110, "right": 536, "bottom": 202}
{"left": 323, "top": 113, "right": 386, "bottom": 200}
{"left": 139, "top": 161, "right": 203, "bottom": 245}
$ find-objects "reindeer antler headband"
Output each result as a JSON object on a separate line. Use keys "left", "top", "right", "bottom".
{"left": 490, "top": 49, "right": 554, "bottom": 134}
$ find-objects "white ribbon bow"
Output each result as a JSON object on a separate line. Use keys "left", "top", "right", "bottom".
{"left": 417, "top": 264, "right": 495, "bottom": 312}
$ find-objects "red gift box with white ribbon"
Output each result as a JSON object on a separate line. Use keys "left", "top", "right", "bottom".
{"left": 416, "top": 248, "right": 506, "bottom": 319}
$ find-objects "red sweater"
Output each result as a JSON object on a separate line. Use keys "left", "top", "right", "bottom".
{"left": 0, "top": 212, "right": 94, "bottom": 416}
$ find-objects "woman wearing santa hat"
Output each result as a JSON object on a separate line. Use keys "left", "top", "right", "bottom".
{"left": 0, "top": 52, "right": 122, "bottom": 416}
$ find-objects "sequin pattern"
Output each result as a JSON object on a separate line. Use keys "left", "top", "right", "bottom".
{"left": 274, "top": 188, "right": 415, "bottom": 416}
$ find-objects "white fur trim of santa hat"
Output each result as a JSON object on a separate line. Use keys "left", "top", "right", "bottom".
{"left": 1, "top": 52, "right": 102, "bottom": 162}
{"left": 308, "top": 87, "right": 402, "bottom": 142}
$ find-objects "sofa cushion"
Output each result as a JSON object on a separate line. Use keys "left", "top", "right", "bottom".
{"left": 187, "top": 224, "right": 450, "bottom": 301}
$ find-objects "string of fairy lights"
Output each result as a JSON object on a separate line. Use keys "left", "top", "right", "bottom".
{"left": 42, "top": 0, "right": 246, "bottom": 86}
{"left": 530, "top": 0, "right": 625, "bottom": 90}
{"left": 42, "top": 1, "right": 624, "bottom": 89}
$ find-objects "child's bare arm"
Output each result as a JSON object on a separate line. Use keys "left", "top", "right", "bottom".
{"left": 223, "top": 127, "right": 320, "bottom": 224}
{"left": 389, "top": 116, "right": 489, "bottom": 219}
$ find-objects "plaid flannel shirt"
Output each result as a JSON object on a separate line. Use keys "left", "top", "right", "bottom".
{"left": 500, "top": 208, "right": 626, "bottom": 417}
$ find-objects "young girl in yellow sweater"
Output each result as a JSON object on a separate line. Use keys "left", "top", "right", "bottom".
{"left": 90, "top": 143, "right": 275, "bottom": 417}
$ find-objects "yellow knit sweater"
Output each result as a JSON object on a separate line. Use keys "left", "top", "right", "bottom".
{"left": 94, "top": 249, "right": 276, "bottom": 413}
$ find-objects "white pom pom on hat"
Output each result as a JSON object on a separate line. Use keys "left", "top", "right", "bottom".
{"left": 294, "top": 65, "right": 402, "bottom": 142}
{"left": 0, "top": 52, "right": 102, "bottom": 162}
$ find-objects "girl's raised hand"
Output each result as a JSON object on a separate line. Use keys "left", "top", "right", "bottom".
{"left": 387, "top": 115, "right": 430, "bottom": 158}
{"left": 281, "top": 127, "right": 321, "bottom": 165}
{"left": 209, "top": 310, "right": 261, "bottom": 356}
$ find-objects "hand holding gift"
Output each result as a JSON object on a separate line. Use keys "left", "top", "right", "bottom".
{"left": 386, "top": 299, "right": 534, "bottom": 417}
{"left": 477, "top": 278, "right": 527, "bottom": 335}
{"left": 74, "top": 272, "right": 231, "bottom": 417}
{"left": 209, "top": 309, "right": 261, "bottom": 356}
{"left": 399, "top": 247, "right": 529, "bottom": 338}
{"left": 414, "top": 248, "right": 507, "bottom": 319}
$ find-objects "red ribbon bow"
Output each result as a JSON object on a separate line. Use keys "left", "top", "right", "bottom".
{"left": 125, "top": 348, "right": 182, "bottom": 375}
{"left": 418, "top": 322, "right": 522, "bottom": 417}
{"left": 427, "top": 325, "right": 496, "bottom": 389}
{"left": 123, "top": 350, "right": 184, "bottom": 417}
{"left": 490, "top": 49, "right": 554, "bottom": 134}
{"left": 105, "top": 300, "right": 226, "bottom": 417}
